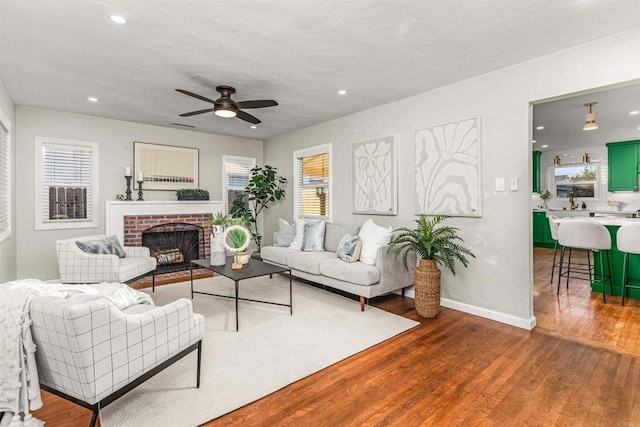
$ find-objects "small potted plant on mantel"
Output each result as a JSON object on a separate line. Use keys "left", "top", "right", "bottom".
{"left": 387, "top": 215, "right": 475, "bottom": 318}
{"left": 176, "top": 188, "right": 210, "bottom": 201}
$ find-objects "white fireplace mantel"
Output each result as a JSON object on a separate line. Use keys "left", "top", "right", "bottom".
{"left": 106, "top": 200, "right": 224, "bottom": 244}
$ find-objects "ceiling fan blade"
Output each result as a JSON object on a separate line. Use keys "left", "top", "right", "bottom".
{"left": 179, "top": 108, "right": 215, "bottom": 117}
{"left": 236, "top": 100, "right": 278, "bottom": 109}
{"left": 236, "top": 110, "right": 261, "bottom": 124}
{"left": 175, "top": 89, "right": 217, "bottom": 104}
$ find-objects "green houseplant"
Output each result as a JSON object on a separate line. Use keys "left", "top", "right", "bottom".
{"left": 388, "top": 215, "right": 474, "bottom": 318}
{"left": 230, "top": 165, "right": 286, "bottom": 252}
{"left": 176, "top": 188, "right": 210, "bottom": 201}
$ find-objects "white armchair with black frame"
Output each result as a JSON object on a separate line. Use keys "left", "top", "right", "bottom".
{"left": 56, "top": 234, "right": 157, "bottom": 284}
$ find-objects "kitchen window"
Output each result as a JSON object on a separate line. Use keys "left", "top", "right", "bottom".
{"left": 550, "top": 164, "right": 599, "bottom": 199}
{"left": 35, "top": 137, "right": 99, "bottom": 230}
{"left": 293, "top": 143, "right": 332, "bottom": 221}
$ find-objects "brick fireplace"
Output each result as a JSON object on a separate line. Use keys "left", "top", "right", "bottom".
{"left": 106, "top": 200, "right": 225, "bottom": 258}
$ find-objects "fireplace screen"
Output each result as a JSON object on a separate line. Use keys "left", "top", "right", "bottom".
{"left": 141, "top": 222, "right": 204, "bottom": 273}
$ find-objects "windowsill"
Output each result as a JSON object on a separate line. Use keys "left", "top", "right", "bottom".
{"left": 35, "top": 221, "right": 99, "bottom": 231}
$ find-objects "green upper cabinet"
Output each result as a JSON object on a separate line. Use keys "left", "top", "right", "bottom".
{"left": 607, "top": 140, "right": 640, "bottom": 192}
{"left": 532, "top": 151, "right": 541, "bottom": 193}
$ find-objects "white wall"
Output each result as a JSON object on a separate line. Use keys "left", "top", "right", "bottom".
{"left": 0, "top": 78, "right": 16, "bottom": 282}
{"left": 15, "top": 107, "right": 263, "bottom": 279}
{"left": 263, "top": 29, "right": 640, "bottom": 329}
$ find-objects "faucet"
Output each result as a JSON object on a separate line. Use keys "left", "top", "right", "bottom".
{"left": 569, "top": 193, "right": 577, "bottom": 210}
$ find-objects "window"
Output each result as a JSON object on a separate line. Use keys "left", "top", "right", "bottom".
{"left": 550, "top": 164, "right": 599, "bottom": 199}
{"left": 293, "top": 144, "right": 332, "bottom": 221}
{"left": 222, "top": 155, "right": 256, "bottom": 214}
{"left": 35, "top": 137, "right": 99, "bottom": 230}
{"left": 0, "top": 116, "right": 10, "bottom": 243}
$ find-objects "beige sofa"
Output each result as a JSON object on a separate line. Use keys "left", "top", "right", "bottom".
{"left": 261, "top": 223, "right": 416, "bottom": 310}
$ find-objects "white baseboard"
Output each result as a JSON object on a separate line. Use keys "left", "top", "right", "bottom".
{"left": 395, "top": 288, "right": 537, "bottom": 330}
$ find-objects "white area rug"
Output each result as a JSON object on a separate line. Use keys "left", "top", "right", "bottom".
{"left": 100, "top": 275, "right": 418, "bottom": 427}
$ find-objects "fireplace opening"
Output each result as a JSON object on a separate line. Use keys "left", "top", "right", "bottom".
{"left": 141, "top": 222, "right": 204, "bottom": 274}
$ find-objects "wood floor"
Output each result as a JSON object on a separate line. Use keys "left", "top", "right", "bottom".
{"left": 33, "top": 250, "right": 640, "bottom": 426}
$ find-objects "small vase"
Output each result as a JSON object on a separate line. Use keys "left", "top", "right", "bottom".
{"left": 234, "top": 252, "right": 250, "bottom": 265}
{"left": 210, "top": 226, "right": 226, "bottom": 266}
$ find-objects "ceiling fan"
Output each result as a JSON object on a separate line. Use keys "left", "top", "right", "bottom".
{"left": 175, "top": 86, "right": 278, "bottom": 124}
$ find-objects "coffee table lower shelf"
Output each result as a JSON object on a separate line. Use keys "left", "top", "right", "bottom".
{"left": 190, "top": 258, "right": 292, "bottom": 331}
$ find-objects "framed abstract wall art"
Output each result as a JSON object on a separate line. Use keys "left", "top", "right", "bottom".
{"left": 352, "top": 136, "right": 397, "bottom": 215}
{"left": 414, "top": 118, "right": 482, "bottom": 217}
{"left": 133, "top": 142, "right": 199, "bottom": 190}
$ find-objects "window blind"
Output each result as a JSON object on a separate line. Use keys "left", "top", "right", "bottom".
{"left": 0, "top": 124, "right": 9, "bottom": 239}
{"left": 294, "top": 150, "right": 330, "bottom": 219}
{"left": 224, "top": 156, "right": 255, "bottom": 214}
{"left": 42, "top": 142, "right": 94, "bottom": 222}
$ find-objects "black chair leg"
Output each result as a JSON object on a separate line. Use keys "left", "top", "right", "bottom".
{"left": 566, "top": 248, "right": 573, "bottom": 289}
{"left": 607, "top": 250, "right": 613, "bottom": 300}
{"left": 89, "top": 404, "right": 99, "bottom": 427}
{"left": 196, "top": 341, "right": 202, "bottom": 388}
{"left": 550, "top": 241, "right": 558, "bottom": 283}
{"left": 622, "top": 252, "right": 628, "bottom": 306}
{"left": 557, "top": 246, "right": 565, "bottom": 294}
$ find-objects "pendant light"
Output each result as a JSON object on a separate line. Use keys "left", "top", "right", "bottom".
{"left": 583, "top": 102, "right": 599, "bottom": 131}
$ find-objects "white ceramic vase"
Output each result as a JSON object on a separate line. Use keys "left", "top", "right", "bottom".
{"left": 210, "top": 226, "right": 227, "bottom": 266}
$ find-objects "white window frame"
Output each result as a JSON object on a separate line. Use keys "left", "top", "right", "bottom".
{"left": 0, "top": 111, "right": 11, "bottom": 244}
{"left": 35, "top": 137, "right": 99, "bottom": 230}
{"left": 293, "top": 143, "right": 333, "bottom": 222}
{"left": 222, "top": 155, "right": 256, "bottom": 215}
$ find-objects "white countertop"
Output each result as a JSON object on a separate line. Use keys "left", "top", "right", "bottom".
{"left": 553, "top": 217, "right": 640, "bottom": 227}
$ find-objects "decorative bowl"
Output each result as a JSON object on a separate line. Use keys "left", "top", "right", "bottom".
{"left": 607, "top": 200, "right": 622, "bottom": 207}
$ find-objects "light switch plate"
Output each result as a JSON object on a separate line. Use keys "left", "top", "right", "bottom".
{"left": 495, "top": 177, "right": 505, "bottom": 192}
{"left": 510, "top": 177, "right": 519, "bottom": 191}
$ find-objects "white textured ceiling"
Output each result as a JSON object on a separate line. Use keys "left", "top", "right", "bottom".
{"left": 1, "top": 0, "right": 639, "bottom": 140}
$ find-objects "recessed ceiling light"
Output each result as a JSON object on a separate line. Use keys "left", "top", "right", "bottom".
{"left": 542, "top": 145, "right": 548, "bottom": 148}
{"left": 88, "top": 97, "right": 98, "bottom": 102}
{"left": 250, "top": 125, "right": 257, "bottom": 129}
{"left": 630, "top": 111, "right": 640, "bottom": 115}
{"left": 532, "top": 140, "right": 536, "bottom": 143}
{"left": 536, "top": 126, "right": 544, "bottom": 130}
{"left": 338, "top": 90, "right": 347, "bottom": 95}
{"left": 110, "top": 14, "right": 127, "bottom": 24}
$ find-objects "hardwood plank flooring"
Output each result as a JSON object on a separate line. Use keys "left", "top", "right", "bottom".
{"left": 33, "top": 251, "right": 640, "bottom": 426}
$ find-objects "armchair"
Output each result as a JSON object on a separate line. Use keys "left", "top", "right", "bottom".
{"left": 56, "top": 234, "right": 157, "bottom": 283}
{"left": 30, "top": 293, "right": 204, "bottom": 427}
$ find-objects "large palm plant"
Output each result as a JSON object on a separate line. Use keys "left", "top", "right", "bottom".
{"left": 388, "top": 215, "right": 474, "bottom": 274}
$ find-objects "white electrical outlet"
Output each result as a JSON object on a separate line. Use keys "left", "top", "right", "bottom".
{"left": 510, "top": 177, "right": 519, "bottom": 191}
{"left": 495, "top": 177, "right": 505, "bottom": 192}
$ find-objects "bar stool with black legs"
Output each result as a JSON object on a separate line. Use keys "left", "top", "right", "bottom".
{"left": 557, "top": 219, "right": 613, "bottom": 302}
{"left": 548, "top": 214, "right": 563, "bottom": 283}
{"left": 616, "top": 223, "right": 640, "bottom": 306}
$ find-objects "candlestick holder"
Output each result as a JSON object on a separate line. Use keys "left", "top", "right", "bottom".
{"left": 124, "top": 176, "right": 133, "bottom": 201}
{"left": 137, "top": 181, "right": 144, "bottom": 201}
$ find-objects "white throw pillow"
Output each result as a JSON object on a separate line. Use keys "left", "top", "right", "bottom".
{"left": 288, "top": 218, "right": 306, "bottom": 251}
{"left": 358, "top": 219, "right": 392, "bottom": 265}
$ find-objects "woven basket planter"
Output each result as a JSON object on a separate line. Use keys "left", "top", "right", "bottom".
{"left": 414, "top": 259, "right": 441, "bottom": 318}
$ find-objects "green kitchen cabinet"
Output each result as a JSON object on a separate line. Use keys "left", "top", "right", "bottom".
{"left": 532, "top": 151, "right": 541, "bottom": 193}
{"left": 533, "top": 211, "right": 555, "bottom": 248}
{"left": 607, "top": 140, "right": 640, "bottom": 191}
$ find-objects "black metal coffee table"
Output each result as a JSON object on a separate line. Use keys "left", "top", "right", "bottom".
{"left": 190, "top": 258, "right": 292, "bottom": 331}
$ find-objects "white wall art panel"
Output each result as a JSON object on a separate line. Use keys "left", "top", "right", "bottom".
{"left": 352, "top": 136, "right": 397, "bottom": 215}
{"left": 414, "top": 118, "right": 481, "bottom": 217}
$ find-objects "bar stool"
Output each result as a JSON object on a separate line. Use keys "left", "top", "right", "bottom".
{"left": 548, "top": 215, "right": 562, "bottom": 283}
{"left": 557, "top": 219, "right": 612, "bottom": 302}
{"left": 616, "top": 223, "right": 640, "bottom": 306}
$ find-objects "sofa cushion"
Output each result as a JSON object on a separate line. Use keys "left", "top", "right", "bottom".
{"left": 275, "top": 218, "right": 296, "bottom": 247}
{"left": 289, "top": 218, "right": 306, "bottom": 250}
{"left": 358, "top": 219, "right": 392, "bottom": 265}
{"left": 261, "top": 246, "right": 295, "bottom": 266}
{"left": 76, "top": 235, "right": 126, "bottom": 258}
{"left": 302, "top": 220, "right": 326, "bottom": 251}
{"left": 286, "top": 251, "right": 336, "bottom": 275}
{"left": 336, "top": 234, "right": 362, "bottom": 263}
{"left": 319, "top": 258, "right": 381, "bottom": 286}
{"left": 324, "top": 224, "right": 360, "bottom": 252}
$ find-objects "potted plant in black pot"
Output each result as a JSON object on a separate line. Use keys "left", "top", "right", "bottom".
{"left": 387, "top": 215, "right": 474, "bottom": 318}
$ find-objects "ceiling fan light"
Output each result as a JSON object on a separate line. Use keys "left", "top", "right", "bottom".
{"left": 214, "top": 108, "right": 237, "bottom": 118}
